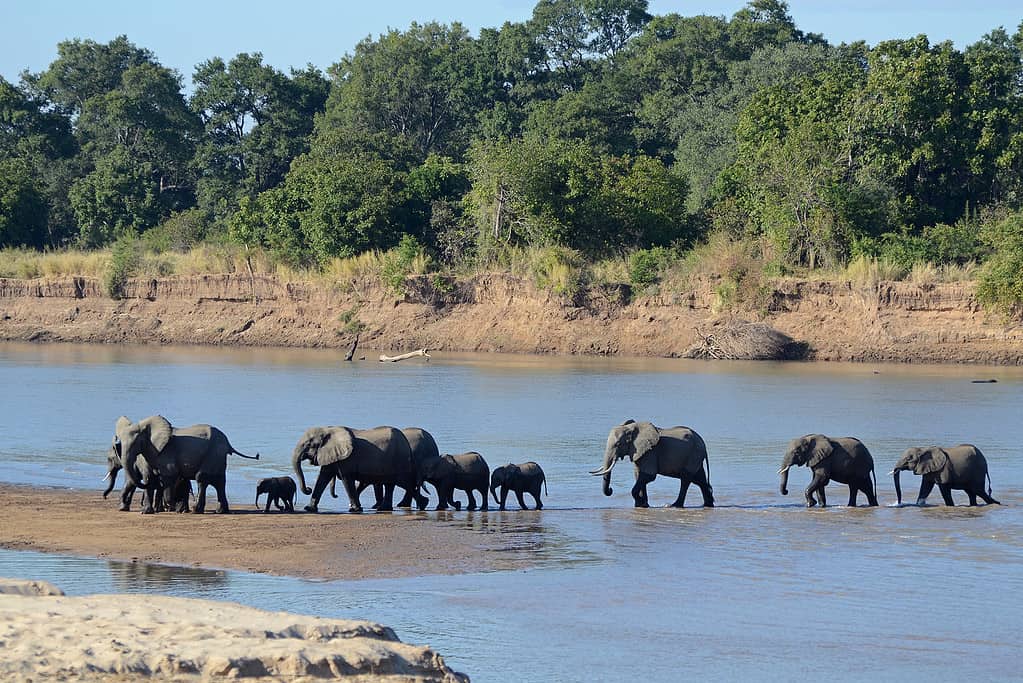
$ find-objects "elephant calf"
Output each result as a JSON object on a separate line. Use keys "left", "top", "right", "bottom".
{"left": 891, "top": 445, "right": 1000, "bottom": 506}
{"left": 491, "top": 462, "right": 547, "bottom": 510}
{"left": 779, "top": 434, "right": 878, "bottom": 507}
{"left": 420, "top": 452, "right": 490, "bottom": 511}
{"left": 255, "top": 476, "right": 297, "bottom": 512}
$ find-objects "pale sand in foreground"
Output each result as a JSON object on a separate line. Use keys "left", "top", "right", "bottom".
{"left": 0, "top": 578, "right": 467, "bottom": 681}
{"left": 0, "top": 484, "right": 539, "bottom": 580}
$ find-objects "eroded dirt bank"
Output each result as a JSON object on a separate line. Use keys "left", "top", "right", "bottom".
{"left": 0, "top": 272, "right": 1021, "bottom": 364}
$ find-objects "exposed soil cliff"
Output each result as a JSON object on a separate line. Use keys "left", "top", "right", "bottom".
{"left": 0, "top": 272, "right": 1021, "bottom": 364}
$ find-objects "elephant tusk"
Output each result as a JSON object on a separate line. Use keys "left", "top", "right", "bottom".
{"left": 589, "top": 467, "right": 610, "bottom": 476}
{"left": 101, "top": 473, "right": 111, "bottom": 482}
{"left": 777, "top": 466, "right": 790, "bottom": 474}
{"left": 887, "top": 470, "right": 896, "bottom": 475}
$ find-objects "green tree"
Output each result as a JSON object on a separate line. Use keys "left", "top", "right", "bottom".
{"left": 70, "top": 148, "right": 164, "bottom": 246}
{"left": 0, "top": 158, "right": 48, "bottom": 248}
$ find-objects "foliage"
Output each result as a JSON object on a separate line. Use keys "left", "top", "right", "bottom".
{"left": 0, "top": 158, "right": 48, "bottom": 248}
{"left": 103, "top": 232, "right": 141, "bottom": 298}
{"left": 628, "top": 246, "right": 669, "bottom": 286}
{"left": 380, "top": 234, "right": 432, "bottom": 295}
{"left": 976, "top": 211, "right": 1023, "bottom": 312}
{"left": 338, "top": 306, "right": 366, "bottom": 335}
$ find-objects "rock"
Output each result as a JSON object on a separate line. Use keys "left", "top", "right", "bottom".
{"left": 0, "top": 578, "right": 467, "bottom": 681}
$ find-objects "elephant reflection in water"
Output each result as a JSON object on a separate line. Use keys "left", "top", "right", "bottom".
{"left": 107, "top": 558, "right": 229, "bottom": 592}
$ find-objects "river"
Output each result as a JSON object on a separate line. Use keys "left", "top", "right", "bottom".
{"left": 1, "top": 342, "right": 1021, "bottom": 681}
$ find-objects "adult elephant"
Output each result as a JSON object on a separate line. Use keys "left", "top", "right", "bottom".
{"left": 779, "top": 434, "right": 878, "bottom": 507}
{"left": 103, "top": 442, "right": 160, "bottom": 512}
{"left": 354, "top": 427, "right": 435, "bottom": 510}
{"left": 115, "top": 415, "right": 258, "bottom": 514}
{"left": 590, "top": 420, "right": 714, "bottom": 508}
{"left": 891, "top": 445, "right": 1000, "bottom": 506}
{"left": 292, "top": 425, "right": 414, "bottom": 513}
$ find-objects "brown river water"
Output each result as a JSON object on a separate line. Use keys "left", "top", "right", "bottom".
{"left": 0, "top": 342, "right": 1021, "bottom": 681}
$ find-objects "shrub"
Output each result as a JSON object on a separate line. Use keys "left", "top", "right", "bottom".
{"left": 380, "top": 235, "right": 431, "bottom": 295}
{"left": 976, "top": 211, "right": 1023, "bottom": 313}
{"left": 103, "top": 233, "right": 141, "bottom": 298}
{"left": 628, "top": 247, "right": 670, "bottom": 287}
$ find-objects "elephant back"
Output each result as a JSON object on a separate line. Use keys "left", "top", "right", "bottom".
{"left": 357, "top": 426, "right": 414, "bottom": 475}
{"left": 403, "top": 427, "right": 440, "bottom": 467}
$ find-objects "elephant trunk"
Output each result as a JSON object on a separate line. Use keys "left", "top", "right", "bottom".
{"left": 102, "top": 467, "right": 119, "bottom": 498}
{"left": 893, "top": 469, "right": 902, "bottom": 505}
{"left": 490, "top": 483, "right": 499, "bottom": 501}
{"left": 293, "top": 451, "right": 311, "bottom": 496}
{"left": 778, "top": 451, "right": 796, "bottom": 496}
{"left": 597, "top": 443, "right": 618, "bottom": 496}
{"left": 255, "top": 491, "right": 262, "bottom": 507}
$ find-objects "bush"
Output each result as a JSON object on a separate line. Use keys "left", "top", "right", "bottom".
{"left": 851, "top": 232, "right": 932, "bottom": 270}
{"left": 380, "top": 235, "right": 431, "bottom": 295}
{"left": 976, "top": 211, "right": 1023, "bottom": 313}
{"left": 628, "top": 247, "right": 670, "bottom": 287}
{"left": 104, "top": 233, "right": 141, "bottom": 298}
{"left": 923, "top": 220, "right": 985, "bottom": 265}
{"left": 142, "top": 209, "right": 210, "bottom": 253}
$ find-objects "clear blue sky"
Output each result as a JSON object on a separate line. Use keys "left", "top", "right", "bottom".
{"left": 2, "top": 1, "right": 1021, "bottom": 83}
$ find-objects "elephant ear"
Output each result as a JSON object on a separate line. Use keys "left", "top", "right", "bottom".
{"left": 914, "top": 448, "right": 948, "bottom": 477}
{"left": 115, "top": 415, "right": 131, "bottom": 436}
{"left": 630, "top": 422, "right": 661, "bottom": 463}
{"left": 318, "top": 427, "right": 355, "bottom": 466}
{"left": 141, "top": 415, "right": 173, "bottom": 455}
{"left": 807, "top": 436, "right": 833, "bottom": 468}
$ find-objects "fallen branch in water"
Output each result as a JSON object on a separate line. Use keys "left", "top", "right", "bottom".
{"left": 379, "top": 348, "right": 431, "bottom": 362}
{"left": 343, "top": 334, "right": 359, "bottom": 362}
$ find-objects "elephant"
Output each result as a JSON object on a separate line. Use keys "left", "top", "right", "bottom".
{"left": 779, "top": 434, "right": 878, "bottom": 507}
{"left": 352, "top": 427, "right": 435, "bottom": 510}
{"left": 419, "top": 452, "right": 490, "bottom": 511}
{"left": 292, "top": 425, "right": 414, "bottom": 513}
{"left": 103, "top": 441, "right": 191, "bottom": 513}
{"left": 591, "top": 420, "right": 714, "bottom": 508}
{"left": 891, "top": 445, "right": 1000, "bottom": 506}
{"left": 115, "top": 415, "right": 259, "bottom": 514}
{"left": 490, "top": 462, "right": 547, "bottom": 510}
{"left": 255, "top": 476, "right": 297, "bottom": 512}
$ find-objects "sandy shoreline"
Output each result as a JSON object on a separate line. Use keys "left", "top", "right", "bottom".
{"left": 0, "top": 483, "right": 540, "bottom": 581}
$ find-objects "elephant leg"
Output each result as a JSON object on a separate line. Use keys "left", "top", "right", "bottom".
{"left": 264, "top": 496, "right": 272, "bottom": 513}
{"left": 514, "top": 489, "right": 528, "bottom": 510}
{"left": 466, "top": 488, "right": 477, "bottom": 511}
{"left": 693, "top": 468, "right": 714, "bottom": 508}
{"left": 213, "top": 475, "right": 229, "bottom": 514}
{"left": 433, "top": 483, "right": 449, "bottom": 511}
{"left": 632, "top": 472, "right": 655, "bottom": 508}
{"left": 863, "top": 477, "right": 878, "bottom": 506}
{"left": 804, "top": 472, "right": 827, "bottom": 507}
{"left": 377, "top": 484, "right": 395, "bottom": 512}
{"left": 938, "top": 483, "right": 955, "bottom": 506}
{"left": 979, "top": 489, "right": 1000, "bottom": 505}
{"left": 479, "top": 485, "right": 488, "bottom": 511}
{"left": 847, "top": 483, "right": 859, "bottom": 507}
{"left": 966, "top": 489, "right": 978, "bottom": 506}
{"left": 342, "top": 475, "right": 363, "bottom": 513}
{"left": 531, "top": 490, "right": 543, "bottom": 510}
{"left": 120, "top": 485, "right": 134, "bottom": 512}
{"left": 372, "top": 484, "right": 384, "bottom": 510}
{"left": 304, "top": 468, "right": 335, "bottom": 513}
{"left": 917, "top": 477, "right": 935, "bottom": 505}
{"left": 670, "top": 476, "right": 691, "bottom": 508}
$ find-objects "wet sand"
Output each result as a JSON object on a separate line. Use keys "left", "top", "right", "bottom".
{"left": 0, "top": 484, "right": 526, "bottom": 581}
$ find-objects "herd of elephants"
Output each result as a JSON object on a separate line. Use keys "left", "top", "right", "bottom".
{"left": 102, "top": 415, "right": 1002, "bottom": 515}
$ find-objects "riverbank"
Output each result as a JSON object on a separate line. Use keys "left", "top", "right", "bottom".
{"left": 0, "top": 484, "right": 546, "bottom": 581}
{"left": 0, "top": 272, "right": 1021, "bottom": 364}
{"left": 0, "top": 577, "right": 467, "bottom": 681}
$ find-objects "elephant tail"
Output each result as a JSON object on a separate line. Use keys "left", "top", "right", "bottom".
{"left": 987, "top": 471, "right": 993, "bottom": 497}
{"left": 871, "top": 468, "right": 877, "bottom": 499}
{"left": 542, "top": 474, "right": 548, "bottom": 497}
{"left": 231, "top": 447, "right": 260, "bottom": 460}
{"left": 704, "top": 453, "right": 711, "bottom": 484}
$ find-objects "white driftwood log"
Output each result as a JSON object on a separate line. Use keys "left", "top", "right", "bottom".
{"left": 379, "top": 348, "right": 431, "bottom": 362}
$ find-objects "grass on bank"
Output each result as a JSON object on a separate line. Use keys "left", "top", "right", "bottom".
{"left": 0, "top": 235, "right": 1006, "bottom": 311}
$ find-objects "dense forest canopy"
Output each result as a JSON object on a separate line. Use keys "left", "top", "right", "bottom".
{"left": 2, "top": 0, "right": 1023, "bottom": 303}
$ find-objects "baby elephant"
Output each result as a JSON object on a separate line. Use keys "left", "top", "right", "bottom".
{"left": 255, "top": 476, "right": 297, "bottom": 512}
{"left": 491, "top": 462, "right": 547, "bottom": 510}
{"left": 420, "top": 452, "right": 490, "bottom": 511}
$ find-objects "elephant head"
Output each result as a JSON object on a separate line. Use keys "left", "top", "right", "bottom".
{"left": 418, "top": 454, "right": 454, "bottom": 489}
{"left": 778, "top": 434, "right": 832, "bottom": 496}
{"left": 114, "top": 415, "right": 172, "bottom": 489}
{"left": 291, "top": 426, "right": 354, "bottom": 495}
{"left": 254, "top": 478, "right": 274, "bottom": 507}
{"left": 890, "top": 446, "right": 949, "bottom": 504}
{"left": 102, "top": 441, "right": 121, "bottom": 499}
{"left": 590, "top": 420, "right": 660, "bottom": 496}
{"left": 490, "top": 464, "right": 515, "bottom": 500}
